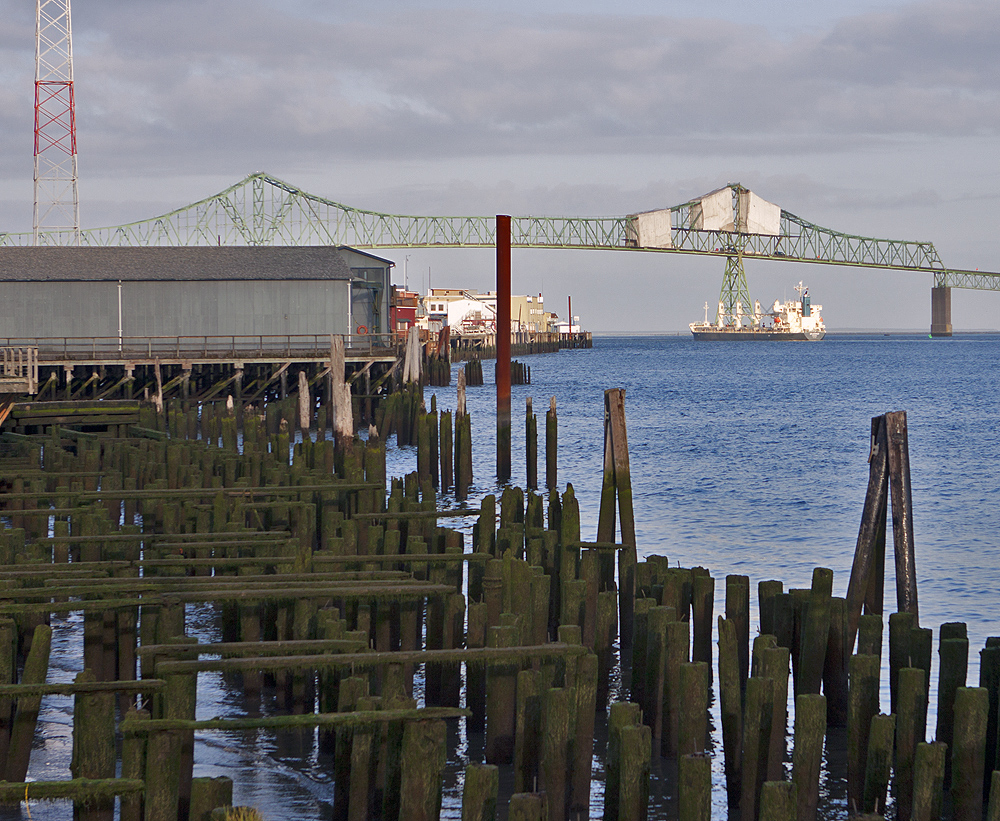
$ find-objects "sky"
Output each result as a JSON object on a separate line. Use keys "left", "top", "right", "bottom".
{"left": 1, "top": 0, "right": 998, "bottom": 331}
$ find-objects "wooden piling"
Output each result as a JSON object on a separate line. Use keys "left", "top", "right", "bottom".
{"left": 911, "top": 742, "right": 946, "bottom": 821}
{"left": 605, "top": 701, "right": 642, "bottom": 821}
{"left": 791, "top": 693, "right": 826, "bottom": 821}
{"left": 485, "top": 624, "right": 519, "bottom": 765}
{"left": 678, "top": 661, "right": 709, "bottom": 757}
{"left": 514, "top": 670, "right": 541, "bottom": 794}
{"left": 937, "top": 629, "right": 968, "bottom": 787}
{"left": 399, "top": 719, "right": 447, "bottom": 821}
{"left": 758, "top": 782, "right": 796, "bottom": 821}
{"left": 545, "top": 397, "right": 557, "bottom": 491}
{"left": 797, "top": 568, "right": 832, "bottom": 697}
{"left": 760, "top": 646, "right": 790, "bottom": 781}
{"left": 847, "top": 654, "right": 880, "bottom": 815}
{"left": 718, "top": 616, "right": 743, "bottom": 809}
{"left": 987, "top": 771, "right": 1000, "bottom": 821}
{"left": 509, "top": 792, "right": 547, "bottom": 821}
{"left": 740, "top": 676, "right": 775, "bottom": 821}
{"left": 71, "top": 669, "right": 116, "bottom": 821}
{"left": 121, "top": 708, "right": 149, "bottom": 821}
{"left": 894, "top": 667, "right": 926, "bottom": 821}
{"left": 540, "top": 687, "right": 572, "bottom": 821}
{"left": 726, "top": 575, "right": 750, "bottom": 697}
{"left": 5, "top": 623, "right": 52, "bottom": 782}
{"left": 617, "top": 723, "right": 652, "bottom": 821}
{"left": 462, "top": 763, "right": 499, "bottom": 821}
{"left": 678, "top": 752, "right": 711, "bottom": 821}
{"left": 862, "top": 713, "right": 895, "bottom": 815}
{"left": 691, "top": 573, "right": 714, "bottom": 677}
{"left": 951, "top": 686, "right": 989, "bottom": 821}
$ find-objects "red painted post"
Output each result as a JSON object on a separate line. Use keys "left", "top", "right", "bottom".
{"left": 496, "top": 215, "right": 512, "bottom": 483}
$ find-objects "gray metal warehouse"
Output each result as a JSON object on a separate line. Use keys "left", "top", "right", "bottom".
{"left": 0, "top": 245, "right": 393, "bottom": 340}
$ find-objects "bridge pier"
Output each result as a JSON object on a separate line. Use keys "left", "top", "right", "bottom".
{"left": 931, "top": 286, "right": 952, "bottom": 337}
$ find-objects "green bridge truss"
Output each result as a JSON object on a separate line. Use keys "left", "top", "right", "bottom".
{"left": 0, "top": 172, "right": 994, "bottom": 291}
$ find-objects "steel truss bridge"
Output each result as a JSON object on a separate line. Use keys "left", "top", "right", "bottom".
{"left": 1, "top": 172, "right": 996, "bottom": 296}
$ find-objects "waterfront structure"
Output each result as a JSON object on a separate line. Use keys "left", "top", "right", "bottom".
{"left": 0, "top": 246, "right": 392, "bottom": 341}
{"left": 420, "top": 289, "right": 552, "bottom": 336}
{"left": 390, "top": 287, "right": 420, "bottom": 337}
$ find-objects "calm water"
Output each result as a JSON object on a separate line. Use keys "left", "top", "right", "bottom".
{"left": 11, "top": 334, "right": 1000, "bottom": 820}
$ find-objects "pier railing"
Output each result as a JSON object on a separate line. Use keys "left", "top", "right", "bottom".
{"left": 0, "top": 346, "right": 38, "bottom": 393}
{"left": 0, "top": 334, "right": 398, "bottom": 363}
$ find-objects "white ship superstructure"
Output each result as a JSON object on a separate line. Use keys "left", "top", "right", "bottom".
{"left": 690, "top": 281, "right": 826, "bottom": 341}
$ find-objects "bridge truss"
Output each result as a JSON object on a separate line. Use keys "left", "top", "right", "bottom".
{"left": 1, "top": 172, "right": 995, "bottom": 292}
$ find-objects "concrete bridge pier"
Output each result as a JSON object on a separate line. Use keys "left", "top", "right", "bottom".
{"left": 931, "top": 286, "right": 952, "bottom": 337}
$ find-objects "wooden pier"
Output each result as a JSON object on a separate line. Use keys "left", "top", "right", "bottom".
{"left": 0, "top": 334, "right": 398, "bottom": 406}
{"left": 0, "top": 382, "right": 996, "bottom": 821}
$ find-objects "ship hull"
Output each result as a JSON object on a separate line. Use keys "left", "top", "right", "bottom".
{"left": 691, "top": 329, "right": 825, "bottom": 341}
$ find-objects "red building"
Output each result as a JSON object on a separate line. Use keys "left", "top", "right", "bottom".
{"left": 391, "top": 286, "right": 420, "bottom": 338}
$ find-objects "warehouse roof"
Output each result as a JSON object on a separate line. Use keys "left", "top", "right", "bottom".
{"left": 0, "top": 246, "right": 391, "bottom": 282}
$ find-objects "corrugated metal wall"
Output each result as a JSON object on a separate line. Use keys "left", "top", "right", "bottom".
{"left": 0, "top": 279, "right": 360, "bottom": 339}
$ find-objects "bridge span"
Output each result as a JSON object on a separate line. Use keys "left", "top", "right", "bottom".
{"left": 2, "top": 173, "right": 997, "bottom": 335}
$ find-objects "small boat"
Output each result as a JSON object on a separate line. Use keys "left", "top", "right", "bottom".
{"left": 689, "top": 282, "right": 826, "bottom": 341}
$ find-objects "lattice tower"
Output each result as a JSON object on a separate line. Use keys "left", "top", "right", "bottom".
{"left": 715, "top": 187, "right": 753, "bottom": 326}
{"left": 33, "top": 0, "right": 79, "bottom": 245}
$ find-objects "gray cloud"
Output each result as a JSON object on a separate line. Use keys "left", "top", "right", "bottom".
{"left": 1, "top": 0, "right": 997, "bottom": 180}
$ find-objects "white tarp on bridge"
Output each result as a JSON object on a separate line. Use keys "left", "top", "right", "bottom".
{"left": 689, "top": 188, "right": 734, "bottom": 232}
{"left": 738, "top": 191, "right": 781, "bottom": 236}
{"left": 626, "top": 209, "right": 673, "bottom": 248}
{"left": 688, "top": 187, "right": 782, "bottom": 235}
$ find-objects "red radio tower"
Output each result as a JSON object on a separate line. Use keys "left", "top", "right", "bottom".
{"left": 34, "top": 0, "right": 79, "bottom": 245}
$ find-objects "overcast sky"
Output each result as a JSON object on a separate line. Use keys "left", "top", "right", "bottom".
{"left": 1, "top": 0, "right": 998, "bottom": 331}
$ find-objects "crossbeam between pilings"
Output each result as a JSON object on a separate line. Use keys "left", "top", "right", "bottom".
{"left": 18, "top": 355, "right": 397, "bottom": 405}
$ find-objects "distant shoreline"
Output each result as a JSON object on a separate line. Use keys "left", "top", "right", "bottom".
{"left": 589, "top": 329, "right": 1000, "bottom": 337}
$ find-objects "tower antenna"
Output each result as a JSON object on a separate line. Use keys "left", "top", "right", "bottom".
{"left": 33, "top": 0, "right": 79, "bottom": 245}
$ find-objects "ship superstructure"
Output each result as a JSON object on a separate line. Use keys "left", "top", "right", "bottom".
{"left": 690, "top": 281, "right": 825, "bottom": 340}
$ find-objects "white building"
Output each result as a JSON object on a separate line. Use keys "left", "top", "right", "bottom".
{"left": 421, "top": 289, "right": 553, "bottom": 335}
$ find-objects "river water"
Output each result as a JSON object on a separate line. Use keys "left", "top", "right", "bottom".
{"left": 9, "top": 333, "right": 1000, "bottom": 820}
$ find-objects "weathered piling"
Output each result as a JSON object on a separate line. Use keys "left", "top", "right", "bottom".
{"left": 485, "top": 624, "right": 519, "bottom": 765}
{"left": 400, "top": 719, "right": 447, "bottom": 821}
{"left": 678, "top": 661, "right": 709, "bottom": 757}
{"left": 792, "top": 693, "right": 826, "bottom": 821}
{"left": 540, "top": 686, "right": 572, "bottom": 821}
{"left": 678, "top": 752, "right": 711, "bottom": 821}
{"left": 951, "top": 686, "right": 989, "bottom": 821}
{"left": 934, "top": 631, "right": 965, "bottom": 795}
{"left": 605, "top": 701, "right": 642, "bottom": 821}
{"left": 508, "top": 792, "right": 547, "bottom": 821}
{"left": 5, "top": 623, "right": 52, "bottom": 783}
{"left": 741, "top": 676, "right": 775, "bottom": 821}
{"left": 894, "top": 667, "right": 926, "bottom": 821}
{"left": 911, "top": 742, "right": 946, "bottom": 821}
{"left": 462, "top": 763, "right": 499, "bottom": 821}
{"left": 847, "top": 654, "right": 880, "bottom": 813}
{"left": 862, "top": 713, "right": 895, "bottom": 816}
{"left": 726, "top": 575, "right": 751, "bottom": 697}
{"left": 718, "top": 616, "right": 743, "bottom": 809}
{"left": 71, "top": 669, "right": 116, "bottom": 821}
{"left": 617, "top": 723, "right": 652, "bottom": 821}
{"left": 546, "top": 397, "right": 557, "bottom": 491}
{"left": 797, "top": 567, "right": 832, "bottom": 697}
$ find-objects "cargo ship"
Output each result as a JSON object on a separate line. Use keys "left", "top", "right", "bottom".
{"left": 690, "top": 282, "right": 825, "bottom": 341}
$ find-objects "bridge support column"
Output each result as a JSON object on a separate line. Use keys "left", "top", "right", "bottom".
{"left": 930, "top": 286, "right": 952, "bottom": 337}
